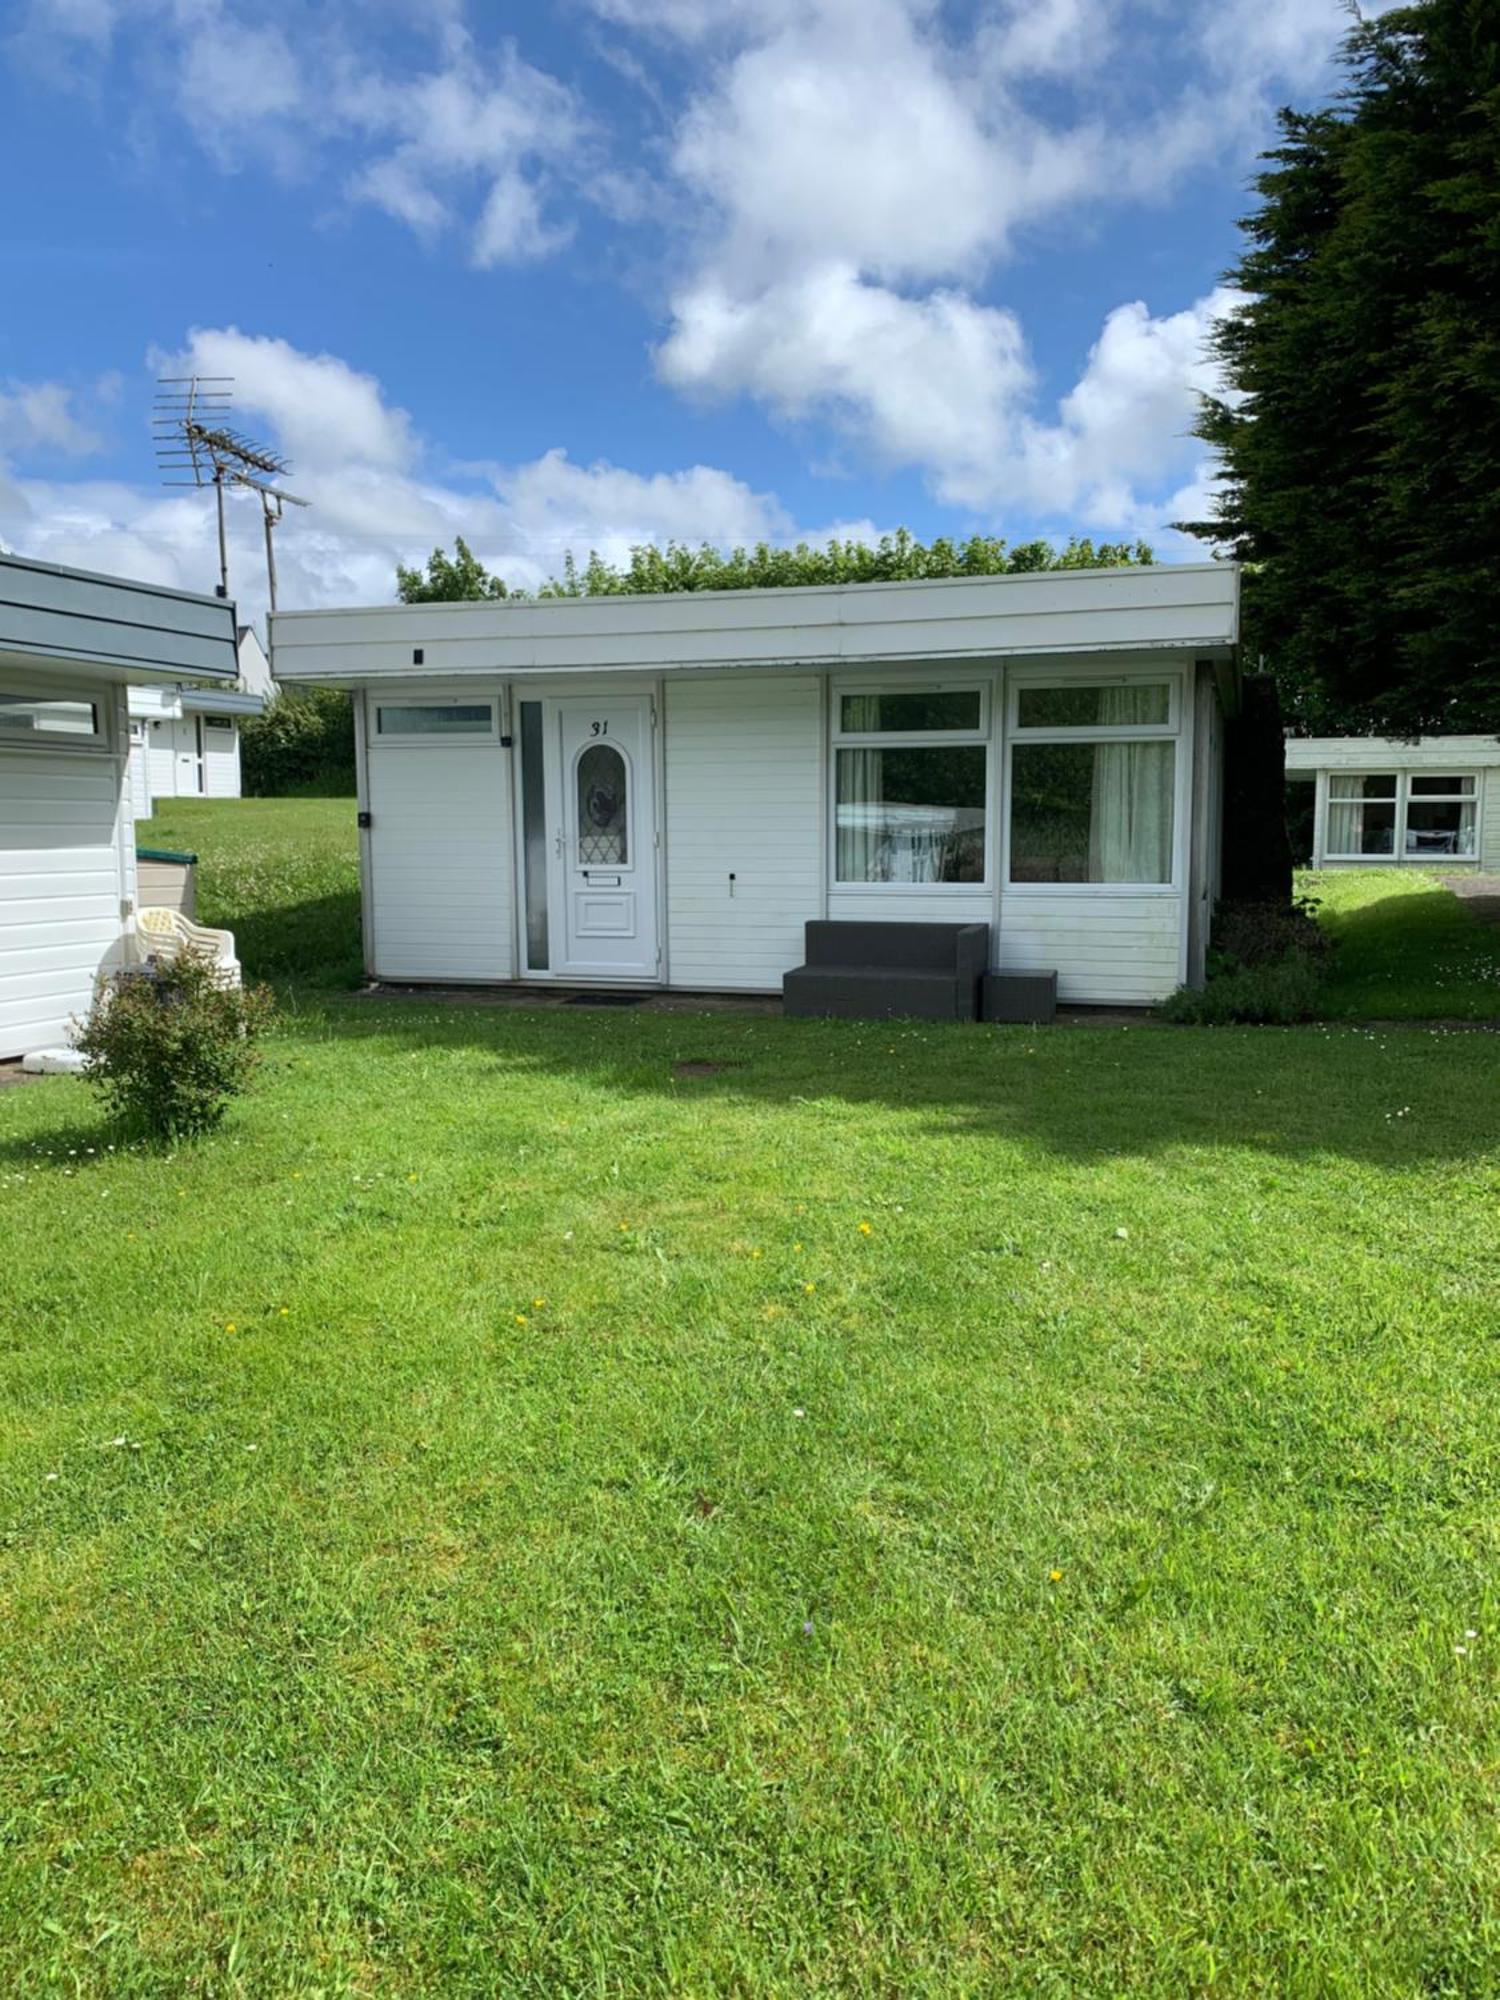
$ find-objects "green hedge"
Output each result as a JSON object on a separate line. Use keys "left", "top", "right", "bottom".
{"left": 242, "top": 689, "right": 356, "bottom": 797}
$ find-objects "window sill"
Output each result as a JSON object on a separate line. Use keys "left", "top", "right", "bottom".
{"left": 1003, "top": 881, "right": 1180, "bottom": 896}
{"left": 831, "top": 881, "right": 991, "bottom": 894}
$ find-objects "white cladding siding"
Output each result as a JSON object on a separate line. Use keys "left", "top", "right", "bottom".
{"left": 147, "top": 719, "right": 183, "bottom": 798}
{"left": 828, "top": 890, "right": 992, "bottom": 928}
{"left": 364, "top": 725, "right": 514, "bottom": 982}
{"left": 0, "top": 746, "right": 125, "bottom": 1056}
{"left": 1484, "top": 772, "right": 1500, "bottom": 872}
{"left": 129, "top": 734, "right": 150, "bottom": 820}
{"left": 202, "top": 721, "right": 241, "bottom": 798}
{"left": 995, "top": 892, "right": 1183, "bottom": 1006}
{"left": 665, "top": 675, "right": 822, "bottom": 990}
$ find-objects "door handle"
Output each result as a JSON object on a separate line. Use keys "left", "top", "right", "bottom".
{"left": 554, "top": 829, "right": 566, "bottom": 858}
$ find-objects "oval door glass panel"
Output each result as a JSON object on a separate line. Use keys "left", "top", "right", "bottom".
{"left": 576, "top": 742, "right": 629, "bottom": 865}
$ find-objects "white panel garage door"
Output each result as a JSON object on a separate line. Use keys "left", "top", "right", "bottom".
{"left": 0, "top": 749, "right": 124, "bottom": 1058}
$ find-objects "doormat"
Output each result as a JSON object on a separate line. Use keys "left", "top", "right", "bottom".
{"left": 563, "top": 991, "right": 646, "bottom": 1007}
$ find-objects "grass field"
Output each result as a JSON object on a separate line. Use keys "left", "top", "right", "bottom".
{"left": 1304, "top": 868, "right": 1500, "bottom": 1020}
{"left": 4, "top": 980, "right": 1500, "bottom": 1989}
{"left": 3, "top": 799, "right": 1491, "bottom": 1989}
{"left": 139, "top": 797, "right": 361, "bottom": 989}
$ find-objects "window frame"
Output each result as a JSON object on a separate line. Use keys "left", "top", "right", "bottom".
{"left": 1003, "top": 667, "right": 1185, "bottom": 896}
{"left": 371, "top": 692, "right": 500, "bottom": 744}
{"left": 0, "top": 688, "right": 107, "bottom": 749}
{"left": 828, "top": 676, "right": 992, "bottom": 893}
{"left": 1323, "top": 769, "right": 1481, "bottom": 863}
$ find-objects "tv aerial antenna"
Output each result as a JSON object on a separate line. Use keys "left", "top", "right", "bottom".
{"left": 153, "top": 375, "right": 309, "bottom": 609}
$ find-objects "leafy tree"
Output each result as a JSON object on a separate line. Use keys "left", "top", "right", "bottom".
{"left": 396, "top": 536, "right": 510, "bottom": 602}
{"left": 394, "top": 530, "right": 1152, "bottom": 606}
{"left": 241, "top": 687, "right": 355, "bottom": 796}
{"left": 1191, "top": 0, "right": 1500, "bottom": 735}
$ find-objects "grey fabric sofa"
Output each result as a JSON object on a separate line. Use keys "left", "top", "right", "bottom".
{"left": 783, "top": 921, "right": 989, "bottom": 1022}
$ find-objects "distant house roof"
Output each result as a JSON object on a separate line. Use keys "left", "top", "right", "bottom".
{"left": 1286, "top": 735, "right": 1500, "bottom": 771}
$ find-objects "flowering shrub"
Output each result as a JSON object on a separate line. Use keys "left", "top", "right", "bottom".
{"left": 75, "top": 958, "right": 276, "bottom": 1141}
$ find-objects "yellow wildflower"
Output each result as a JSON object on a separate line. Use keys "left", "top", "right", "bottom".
{"left": 515, "top": 1314, "right": 528, "bottom": 1326}
{"left": 857, "top": 1221, "right": 873, "bottom": 1236}
{"left": 1049, "top": 1569, "right": 1063, "bottom": 1583}
{"left": 804, "top": 1282, "right": 816, "bottom": 1295}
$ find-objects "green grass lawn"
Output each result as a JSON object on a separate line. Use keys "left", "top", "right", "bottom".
{"left": 139, "top": 797, "right": 361, "bottom": 989}
{"left": 3, "top": 1000, "right": 1500, "bottom": 1994}
{"left": 1303, "top": 868, "right": 1500, "bottom": 1020}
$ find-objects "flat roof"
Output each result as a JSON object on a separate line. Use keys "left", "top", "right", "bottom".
{"left": 272, "top": 561, "right": 1239, "bottom": 686}
{"left": 0, "top": 550, "right": 239, "bottom": 688}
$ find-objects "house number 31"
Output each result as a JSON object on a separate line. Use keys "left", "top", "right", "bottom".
{"left": 589, "top": 720, "right": 609, "bottom": 736}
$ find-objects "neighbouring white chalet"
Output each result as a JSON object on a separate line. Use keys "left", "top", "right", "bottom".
{"left": 0, "top": 551, "right": 239, "bottom": 1059}
{"left": 128, "top": 626, "right": 271, "bottom": 817}
{"left": 270, "top": 563, "right": 1242, "bottom": 1008}
{"left": 1285, "top": 736, "right": 1500, "bottom": 871}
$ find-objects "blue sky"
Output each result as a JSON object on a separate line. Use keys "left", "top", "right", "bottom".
{"left": 0, "top": 0, "right": 1374, "bottom": 619}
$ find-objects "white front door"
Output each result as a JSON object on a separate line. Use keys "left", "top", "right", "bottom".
{"left": 547, "top": 694, "right": 658, "bottom": 980}
{"left": 173, "top": 716, "right": 203, "bottom": 795}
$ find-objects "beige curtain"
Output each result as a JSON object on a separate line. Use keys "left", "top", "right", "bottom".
{"left": 1088, "top": 688, "right": 1173, "bottom": 882}
{"left": 836, "top": 697, "right": 885, "bottom": 881}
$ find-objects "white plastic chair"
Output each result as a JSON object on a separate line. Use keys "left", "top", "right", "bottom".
{"left": 135, "top": 906, "right": 242, "bottom": 988}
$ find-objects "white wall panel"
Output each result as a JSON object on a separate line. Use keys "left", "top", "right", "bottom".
{"left": 0, "top": 745, "right": 126, "bottom": 1054}
{"left": 364, "top": 719, "right": 513, "bottom": 982}
{"left": 664, "top": 675, "right": 822, "bottom": 990}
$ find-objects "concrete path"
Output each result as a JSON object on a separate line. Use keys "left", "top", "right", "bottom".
{"left": 1442, "top": 874, "right": 1500, "bottom": 926}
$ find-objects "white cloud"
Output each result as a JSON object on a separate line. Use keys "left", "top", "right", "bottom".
{"left": 340, "top": 41, "right": 587, "bottom": 266}
{"left": 669, "top": 0, "right": 1109, "bottom": 290}
{"left": 8, "top": 3, "right": 591, "bottom": 267}
{"left": 158, "top": 328, "right": 416, "bottom": 474}
{"left": 660, "top": 267, "right": 1034, "bottom": 503}
{"left": 1016, "top": 288, "right": 1247, "bottom": 522}
{"left": 0, "top": 382, "right": 103, "bottom": 459}
{"left": 175, "top": 17, "right": 302, "bottom": 158}
{"left": 631, "top": 0, "right": 1354, "bottom": 532}
{"left": 661, "top": 272, "right": 1242, "bottom": 527}
{"left": 0, "top": 330, "right": 837, "bottom": 620}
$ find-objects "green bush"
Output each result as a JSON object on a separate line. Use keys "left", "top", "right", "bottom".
{"left": 1160, "top": 954, "right": 1326, "bottom": 1025}
{"left": 1209, "top": 896, "right": 1329, "bottom": 975}
{"left": 75, "top": 958, "right": 276, "bottom": 1141}
{"left": 1160, "top": 894, "right": 1331, "bottom": 1025}
{"left": 242, "top": 689, "right": 355, "bottom": 797}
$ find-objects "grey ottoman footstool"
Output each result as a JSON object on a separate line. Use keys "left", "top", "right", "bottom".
{"left": 980, "top": 970, "right": 1058, "bottom": 1024}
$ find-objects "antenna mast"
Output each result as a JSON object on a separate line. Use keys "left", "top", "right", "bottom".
{"left": 153, "top": 376, "right": 309, "bottom": 608}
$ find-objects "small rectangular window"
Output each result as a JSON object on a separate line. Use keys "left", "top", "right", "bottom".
{"left": 1016, "top": 684, "right": 1170, "bottom": 730}
{"left": 204, "top": 715, "right": 235, "bottom": 731}
{"left": 0, "top": 694, "right": 99, "bottom": 738}
{"left": 376, "top": 702, "right": 492, "bottom": 736}
{"left": 1329, "top": 773, "right": 1397, "bottom": 800}
{"left": 839, "top": 689, "right": 982, "bottom": 735}
{"left": 1408, "top": 774, "right": 1475, "bottom": 797}
{"left": 835, "top": 745, "right": 986, "bottom": 883}
{"left": 1010, "top": 740, "right": 1175, "bottom": 884}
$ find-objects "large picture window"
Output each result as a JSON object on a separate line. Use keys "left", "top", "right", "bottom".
{"left": 1326, "top": 772, "right": 1477, "bottom": 859}
{"left": 1009, "top": 680, "right": 1176, "bottom": 885}
{"left": 833, "top": 686, "right": 987, "bottom": 885}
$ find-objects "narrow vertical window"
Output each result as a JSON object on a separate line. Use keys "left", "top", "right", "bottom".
{"left": 519, "top": 701, "right": 549, "bottom": 970}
